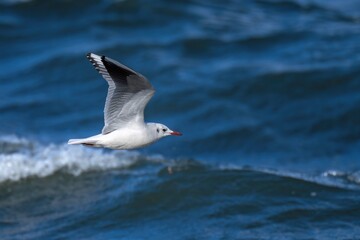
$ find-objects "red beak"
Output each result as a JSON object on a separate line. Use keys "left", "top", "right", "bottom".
{"left": 170, "top": 131, "right": 182, "bottom": 136}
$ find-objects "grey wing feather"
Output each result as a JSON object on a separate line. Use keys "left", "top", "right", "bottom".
{"left": 87, "top": 53, "right": 155, "bottom": 134}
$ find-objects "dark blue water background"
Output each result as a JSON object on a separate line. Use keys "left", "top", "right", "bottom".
{"left": 0, "top": 0, "right": 360, "bottom": 239}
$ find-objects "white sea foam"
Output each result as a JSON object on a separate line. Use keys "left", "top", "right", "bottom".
{"left": 0, "top": 135, "right": 165, "bottom": 183}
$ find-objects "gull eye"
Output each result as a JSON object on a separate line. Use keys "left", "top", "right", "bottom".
{"left": 157, "top": 128, "right": 159, "bottom": 133}
{"left": 162, "top": 128, "right": 167, "bottom": 132}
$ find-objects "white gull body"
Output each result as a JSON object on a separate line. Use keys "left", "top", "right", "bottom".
{"left": 68, "top": 53, "right": 181, "bottom": 150}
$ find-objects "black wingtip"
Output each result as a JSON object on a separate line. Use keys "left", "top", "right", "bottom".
{"left": 87, "top": 53, "right": 107, "bottom": 62}
{"left": 86, "top": 53, "right": 103, "bottom": 59}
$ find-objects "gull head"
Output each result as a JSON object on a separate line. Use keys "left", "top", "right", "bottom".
{"left": 152, "top": 123, "right": 182, "bottom": 138}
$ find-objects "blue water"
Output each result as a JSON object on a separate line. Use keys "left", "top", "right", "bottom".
{"left": 1, "top": 0, "right": 360, "bottom": 239}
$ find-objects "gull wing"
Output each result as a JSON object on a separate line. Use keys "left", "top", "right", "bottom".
{"left": 87, "top": 53, "right": 155, "bottom": 134}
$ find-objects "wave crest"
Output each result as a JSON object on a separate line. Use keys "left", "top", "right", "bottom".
{"left": 0, "top": 135, "right": 164, "bottom": 183}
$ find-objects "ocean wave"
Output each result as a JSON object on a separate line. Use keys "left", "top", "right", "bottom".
{"left": 0, "top": 0, "right": 31, "bottom": 5}
{"left": 1, "top": 135, "right": 360, "bottom": 192}
{"left": 218, "top": 165, "right": 360, "bottom": 190}
{"left": 0, "top": 135, "right": 165, "bottom": 183}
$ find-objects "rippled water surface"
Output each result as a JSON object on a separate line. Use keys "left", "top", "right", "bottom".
{"left": 1, "top": 0, "right": 360, "bottom": 239}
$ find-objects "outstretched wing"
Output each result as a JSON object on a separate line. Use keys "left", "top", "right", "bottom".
{"left": 87, "top": 53, "right": 155, "bottom": 134}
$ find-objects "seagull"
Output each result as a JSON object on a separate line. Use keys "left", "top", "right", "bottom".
{"left": 68, "top": 53, "right": 182, "bottom": 150}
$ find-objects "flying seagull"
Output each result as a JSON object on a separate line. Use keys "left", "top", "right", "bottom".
{"left": 68, "top": 53, "right": 182, "bottom": 150}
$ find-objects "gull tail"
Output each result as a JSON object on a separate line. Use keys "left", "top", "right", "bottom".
{"left": 68, "top": 139, "right": 86, "bottom": 145}
{"left": 68, "top": 138, "right": 100, "bottom": 147}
